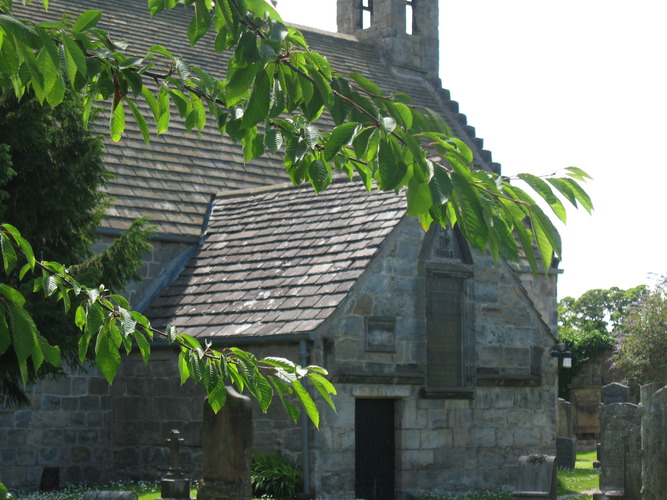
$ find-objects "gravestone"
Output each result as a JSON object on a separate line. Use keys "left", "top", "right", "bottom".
{"left": 159, "top": 429, "right": 192, "bottom": 500}
{"left": 624, "top": 426, "right": 641, "bottom": 500}
{"left": 602, "top": 382, "right": 629, "bottom": 406}
{"left": 197, "top": 387, "right": 252, "bottom": 500}
{"left": 571, "top": 387, "right": 601, "bottom": 438}
{"left": 511, "top": 454, "right": 556, "bottom": 500}
{"left": 639, "top": 384, "right": 667, "bottom": 500}
{"left": 556, "top": 437, "right": 576, "bottom": 469}
{"left": 556, "top": 399, "right": 576, "bottom": 469}
{"left": 557, "top": 399, "right": 573, "bottom": 437}
{"left": 83, "top": 492, "right": 138, "bottom": 500}
{"left": 595, "top": 402, "right": 639, "bottom": 499}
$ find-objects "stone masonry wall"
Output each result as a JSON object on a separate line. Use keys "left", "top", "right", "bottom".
{"left": 111, "top": 341, "right": 305, "bottom": 482}
{"left": 0, "top": 236, "right": 195, "bottom": 490}
{"left": 0, "top": 367, "right": 113, "bottom": 489}
{"left": 310, "top": 219, "right": 558, "bottom": 498}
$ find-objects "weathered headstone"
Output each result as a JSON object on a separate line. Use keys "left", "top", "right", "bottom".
{"left": 639, "top": 384, "right": 667, "bottom": 500}
{"left": 595, "top": 402, "right": 639, "bottom": 499}
{"left": 601, "top": 382, "right": 629, "bottom": 406}
{"left": 511, "top": 454, "right": 556, "bottom": 500}
{"left": 83, "top": 492, "right": 138, "bottom": 500}
{"left": 557, "top": 398, "right": 573, "bottom": 438}
{"left": 571, "top": 387, "right": 601, "bottom": 438}
{"left": 556, "top": 399, "right": 576, "bottom": 469}
{"left": 159, "top": 429, "right": 192, "bottom": 500}
{"left": 556, "top": 437, "right": 577, "bottom": 469}
{"left": 197, "top": 387, "right": 253, "bottom": 500}
{"left": 624, "top": 426, "right": 641, "bottom": 500}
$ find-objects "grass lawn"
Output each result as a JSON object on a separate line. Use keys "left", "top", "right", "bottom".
{"left": 556, "top": 449, "right": 599, "bottom": 499}
{"left": 8, "top": 451, "right": 600, "bottom": 500}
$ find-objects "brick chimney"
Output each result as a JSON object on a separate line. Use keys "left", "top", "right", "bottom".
{"left": 337, "top": 0, "right": 439, "bottom": 78}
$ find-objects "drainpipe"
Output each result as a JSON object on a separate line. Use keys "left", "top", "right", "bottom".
{"left": 299, "top": 339, "right": 311, "bottom": 495}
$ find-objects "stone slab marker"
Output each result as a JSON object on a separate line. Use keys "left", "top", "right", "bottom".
{"left": 595, "top": 402, "right": 639, "bottom": 499}
{"left": 556, "top": 399, "right": 576, "bottom": 469}
{"left": 640, "top": 384, "right": 667, "bottom": 500}
{"left": 197, "top": 387, "right": 252, "bottom": 500}
{"left": 601, "top": 382, "right": 630, "bottom": 406}
{"left": 511, "top": 454, "right": 556, "bottom": 500}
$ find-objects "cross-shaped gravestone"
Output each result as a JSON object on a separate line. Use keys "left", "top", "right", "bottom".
{"left": 166, "top": 429, "right": 184, "bottom": 476}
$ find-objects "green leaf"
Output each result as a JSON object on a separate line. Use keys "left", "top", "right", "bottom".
{"left": 7, "top": 302, "right": 38, "bottom": 385}
{"left": 0, "top": 234, "right": 17, "bottom": 274}
{"left": 376, "top": 137, "right": 406, "bottom": 190}
{"left": 324, "top": 122, "right": 359, "bottom": 161}
{"left": 157, "top": 87, "right": 170, "bottom": 133}
{"left": 308, "top": 372, "right": 337, "bottom": 412}
{"left": 264, "top": 128, "right": 283, "bottom": 154}
{"left": 178, "top": 349, "right": 191, "bottom": 384}
{"left": 389, "top": 101, "right": 412, "bottom": 129}
{"left": 61, "top": 33, "right": 87, "bottom": 84}
{"left": 406, "top": 177, "right": 433, "bottom": 217}
{"left": 308, "top": 159, "right": 330, "bottom": 193}
{"left": 348, "top": 71, "right": 383, "bottom": 96}
{"left": 242, "top": 69, "right": 270, "bottom": 128}
{"left": 0, "top": 283, "right": 25, "bottom": 307}
{"left": 518, "top": 173, "right": 567, "bottom": 223}
{"left": 133, "top": 331, "right": 151, "bottom": 364}
{"left": 188, "top": 0, "right": 211, "bottom": 45}
{"left": 148, "top": 0, "right": 178, "bottom": 16}
{"left": 226, "top": 62, "right": 260, "bottom": 107}
{"left": 292, "top": 378, "right": 319, "bottom": 428}
{"left": 110, "top": 99, "right": 125, "bottom": 142}
{"left": 0, "top": 312, "right": 9, "bottom": 356}
{"left": 126, "top": 99, "right": 150, "bottom": 143}
{"left": 262, "top": 356, "right": 297, "bottom": 371}
{"left": 207, "top": 372, "right": 227, "bottom": 413}
{"left": 2, "top": 224, "right": 34, "bottom": 270}
{"left": 95, "top": 325, "right": 122, "bottom": 384}
{"left": 564, "top": 166, "right": 593, "bottom": 181}
{"left": 71, "top": 10, "right": 102, "bottom": 34}
{"left": 304, "top": 125, "right": 320, "bottom": 148}
{"left": 37, "top": 334, "right": 60, "bottom": 367}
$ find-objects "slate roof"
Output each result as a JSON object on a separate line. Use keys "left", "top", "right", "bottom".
{"left": 147, "top": 180, "right": 406, "bottom": 338}
{"left": 18, "top": 1, "right": 499, "bottom": 238}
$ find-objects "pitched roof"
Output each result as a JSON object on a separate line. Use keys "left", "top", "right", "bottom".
{"left": 19, "top": 1, "right": 499, "bottom": 238}
{"left": 146, "top": 180, "right": 406, "bottom": 338}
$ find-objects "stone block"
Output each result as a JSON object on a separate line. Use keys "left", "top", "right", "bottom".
{"left": 420, "top": 428, "right": 452, "bottom": 449}
{"left": 70, "top": 446, "right": 91, "bottom": 462}
{"left": 401, "top": 429, "right": 421, "bottom": 449}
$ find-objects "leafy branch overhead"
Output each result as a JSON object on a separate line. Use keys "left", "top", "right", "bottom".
{"left": 0, "top": 224, "right": 335, "bottom": 427}
{"left": 0, "top": 0, "right": 592, "bottom": 420}
{"left": 0, "top": 0, "right": 592, "bottom": 270}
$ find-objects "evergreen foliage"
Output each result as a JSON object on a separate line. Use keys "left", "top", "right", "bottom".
{"left": 0, "top": 90, "right": 153, "bottom": 406}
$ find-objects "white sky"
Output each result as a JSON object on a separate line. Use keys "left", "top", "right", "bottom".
{"left": 273, "top": 0, "right": 667, "bottom": 300}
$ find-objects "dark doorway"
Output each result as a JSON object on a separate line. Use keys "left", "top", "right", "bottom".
{"left": 355, "top": 398, "right": 395, "bottom": 500}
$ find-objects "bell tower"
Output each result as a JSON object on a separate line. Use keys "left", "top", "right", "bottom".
{"left": 337, "top": 0, "right": 439, "bottom": 78}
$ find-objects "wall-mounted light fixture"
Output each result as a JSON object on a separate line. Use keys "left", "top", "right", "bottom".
{"left": 550, "top": 343, "right": 572, "bottom": 368}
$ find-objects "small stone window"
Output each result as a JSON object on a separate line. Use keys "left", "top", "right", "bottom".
{"left": 405, "top": 0, "right": 415, "bottom": 35}
{"left": 365, "top": 317, "right": 396, "bottom": 352}
{"left": 360, "top": 0, "right": 373, "bottom": 29}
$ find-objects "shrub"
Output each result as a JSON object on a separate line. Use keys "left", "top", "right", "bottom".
{"left": 251, "top": 451, "right": 302, "bottom": 500}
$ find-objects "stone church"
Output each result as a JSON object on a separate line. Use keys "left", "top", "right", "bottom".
{"left": 0, "top": 1, "right": 561, "bottom": 498}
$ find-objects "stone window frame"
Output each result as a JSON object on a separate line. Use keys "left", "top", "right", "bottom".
{"left": 418, "top": 226, "right": 476, "bottom": 400}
